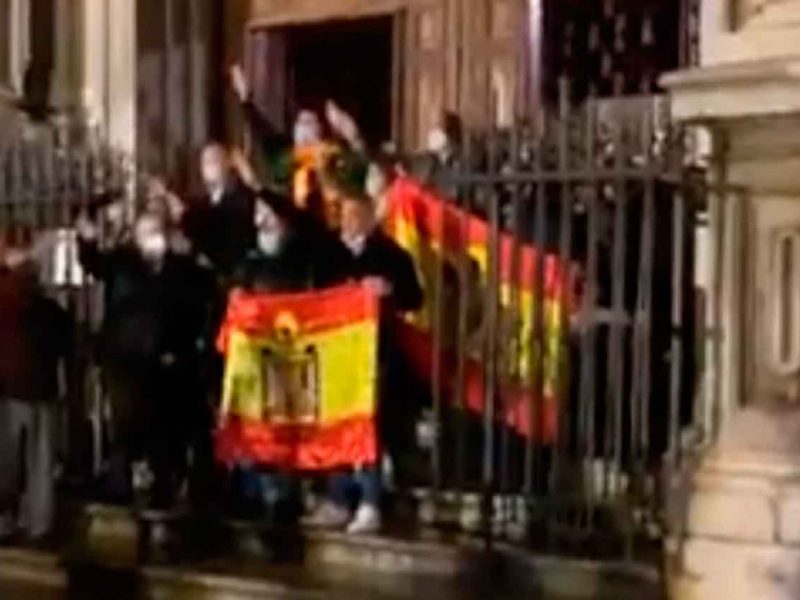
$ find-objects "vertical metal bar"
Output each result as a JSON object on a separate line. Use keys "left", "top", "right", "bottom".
{"left": 606, "top": 121, "right": 628, "bottom": 494}
{"left": 454, "top": 135, "right": 472, "bottom": 495}
{"left": 500, "top": 129, "right": 523, "bottom": 502}
{"left": 578, "top": 101, "right": 599, "bottom": 499}
{"left": 525, "top": 122, "right": 547, "bottom": 497}
{"left": 430, "top": 158, "right": 446, "bottom": 501}
{"left": 551, "top": 78, "right": 573, "bottom": 494}
{"left": 482, "top": 130, "right": 502, "bottom": 543}
{"left": 669, "top": 188, "right": 687, "bottom": 465}
{"left": 505, "top": 128, "right": 526, "bottom": 534}
{"left": 637, "top": 153, "right": 656, "bottom": 465}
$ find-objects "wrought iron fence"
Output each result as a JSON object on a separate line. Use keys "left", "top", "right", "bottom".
{"left": 0, "top": 119, "right": 130, "bottom": 481}
{"left": 0, "top": 91, "right": 743, "bottom": 566}
{"left": 411, "top": 87, "right": 744, "bottom": 562}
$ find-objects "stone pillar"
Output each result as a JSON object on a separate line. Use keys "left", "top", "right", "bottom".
{"left": 80, "top": 0, "right": 137, "bottom": 156}
{"left": 50, "top": 0, "right": 80, "bottom": 111}
{"left": 663, "top": 0, "right": 800, "bottom": 598}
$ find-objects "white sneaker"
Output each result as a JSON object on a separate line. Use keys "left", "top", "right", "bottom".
{"left": 346, "top": 503, "right": 381, "bottom": 535}
{"left": 301, "top": 502, "right": 351, "bottom": 529}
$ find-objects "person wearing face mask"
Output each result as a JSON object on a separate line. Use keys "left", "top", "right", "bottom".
{"left": 77, "top": 213, "right": 214, "bottom": 508}
{"left": 413, "top": 112, "right": 464, "bottom": 199}
{"left": 172, "top": 143, "right": 257, "bottom": 278}
{"left": 229, "top": 64, "right": 368, "bottom": 230}
{"left": 0, "top": 230, "right": 72, "bottom": 541}
{"left": 304, "top": 192, "right": 422, "bottom": 535}
{"left": 233, "top": 192, "right": 312, "bottom": 294}
{"left": 226, "top": 189, "right": 350, "bottom": 521}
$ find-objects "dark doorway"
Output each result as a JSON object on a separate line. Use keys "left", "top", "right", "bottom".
{"left": 249, "top": 16, "right": 395, "bottom": 149}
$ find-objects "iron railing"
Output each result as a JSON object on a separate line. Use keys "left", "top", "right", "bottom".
{"left": 0, "top": 92, "right": 743, "bottom": 566}
{"left": 411, "top": 88, "right": 744, "bottom": 562}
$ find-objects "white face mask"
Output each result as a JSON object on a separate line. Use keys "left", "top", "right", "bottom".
{"left": 202, "top": 162, "right": 229, "bottom": 197}
{"left": 427, "top": 128, "right": 450, "bottom": 155}
{"left": 138, "top": 234, "right": 168, "bottom": 260}
{"left": 365, "top": 164, "right": 388, "bottom": 200}
{"left": 294, "top": 113, "right": 322, "bottom": 146}
{"left": 258, "top": 230, "right": 284, "bottom": 256}
{"left": 342, "top": 233, "right": 367, "bottom": 257}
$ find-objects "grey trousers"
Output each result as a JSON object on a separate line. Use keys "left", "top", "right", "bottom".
{"left": 0, "top": 399, "right": 55, "bottom": 538}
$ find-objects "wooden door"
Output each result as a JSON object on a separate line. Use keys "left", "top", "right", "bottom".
{"left": 461, "top": 0, "right": 528, "bottom": 129}
{"left": 403, "top": 1, "right": 449, "bottom": 150}
{"left": 245, "top": 28, "right": 289, "bottom": 134}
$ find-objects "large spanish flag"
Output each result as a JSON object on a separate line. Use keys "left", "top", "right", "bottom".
{"left": 385, "top": 176, "right": 573, "bottom": 442}
{"left": 216, "top": 285, "right": 379, "bottom": 471}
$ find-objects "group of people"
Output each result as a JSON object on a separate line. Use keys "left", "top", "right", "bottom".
{"left": 0, "top": 64, "right": 426, "bottom": 541}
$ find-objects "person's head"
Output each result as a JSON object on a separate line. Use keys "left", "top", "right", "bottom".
{"left": 340, "top": 193, "right": 375, "bottom": 255}
{"left": 427, "top": 112, "right": 462, "bottom": 159}
{"left": 254, "top": 193, "right": 290, "bottom": 256}
{"left": 200, "top": 143, "right": 232, "bottom": 191}
{"left": 133, "top": 213, "right": 168, "bottom": 263}
{"left": 0, "top": 226, "right": 33, "bottom": 268}
{"left": 293, "top": 110, "right": 322, "bottom": 146}
{"left": 0, "top": 227, "right": 40, "bottom": 289}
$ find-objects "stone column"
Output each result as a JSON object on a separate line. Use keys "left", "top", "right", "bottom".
{"left": 80, "top": 0, "right": 136, "bottom": 156}
{"left": 663, "top": 0, "right": 800, "bottom": 598}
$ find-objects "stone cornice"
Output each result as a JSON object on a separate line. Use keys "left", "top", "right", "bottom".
{"left": 662, "top": 57, "right": 800, "bottom": 123}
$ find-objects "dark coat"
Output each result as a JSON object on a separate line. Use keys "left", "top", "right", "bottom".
{"left": 181, "top": 178, "right": 256, "bottom": 277}
{"left": 346, "top": 230, "right": 423, "bottom": 316}
{"left": 0, "top": 268, "right": 71, "bottom": 402}
{"left": 78, "top": 242, "right": 214, "bottom": 365}
{"left": 240, "top": 190, "right": 352, "bottom": 292}
{"left": 234, "top": 232, "right": 316, "bottom": 294}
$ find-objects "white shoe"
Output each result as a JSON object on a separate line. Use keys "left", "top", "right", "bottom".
{"left": 301, "top": 502, "right": 351, "bottom": 529}
{"left": 346, "top": 503, "right": 381, "bottom": 535}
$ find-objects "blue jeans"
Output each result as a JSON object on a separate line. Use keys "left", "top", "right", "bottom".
{"left": 329, "top": 466, "right": 381, "bottom": 509}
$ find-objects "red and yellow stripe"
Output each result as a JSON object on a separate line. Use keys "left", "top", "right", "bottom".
{"left": 385, "top": 177, "right": 574, "bottom": 442}
{"left": 216, "top": 285, "right": 380, "bottom": 471}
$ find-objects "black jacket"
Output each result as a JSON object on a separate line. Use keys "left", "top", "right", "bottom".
{"left": 346, "top": 230, "right": 423, "bottom": 316}
{"left": 0, "top": 268, "right": 72, "bottom": 401}
{"left": 234, "top": 232, "right": 316, "bottom": 294}
{"left": 246, "top": 190, "right": 352, "bottom": 291}
{"left": 79, "top": 242, "right": 214, "bottom": 365}
{"left": 182, "top": 178, "right": 256, "bottom": 276}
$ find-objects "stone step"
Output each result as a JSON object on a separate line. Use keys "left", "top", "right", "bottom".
{"left": 1, "top": 502, "right": 663, "bottom": 599}
{"left": 2, "top": 544, "right": 662, "bottom": 600}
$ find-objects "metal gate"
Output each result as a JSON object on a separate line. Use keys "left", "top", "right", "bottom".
{"left": 0, "top": 120, "right": 130, "bottom": 482}
{"left": 0, "top": 92, "right": 741, "bottom": 566}
{"left": 412, "top": 85, "right": 744, "bottom": 563}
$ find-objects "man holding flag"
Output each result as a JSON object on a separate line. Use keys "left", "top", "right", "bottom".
{"left": 303, "top": 188, "right": 423, "bottom": 534}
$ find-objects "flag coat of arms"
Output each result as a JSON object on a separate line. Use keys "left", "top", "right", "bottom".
{"left": 216, "top": 285, "right": 379, "bottom": 471}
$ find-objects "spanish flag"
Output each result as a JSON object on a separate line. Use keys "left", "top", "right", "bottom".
{"left": 385, "top": 177, "right": 573, "bottom": 442}
{"left": 216, "top": 285, "right": 379, "bottom": 471}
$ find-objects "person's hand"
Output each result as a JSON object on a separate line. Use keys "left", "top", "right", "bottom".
{"left": 230, "top": 147, "right": 260, "bottom": 189}
{"left": 75, "top": 213, "right": 98, "bottom": 241}
{"left": 229, "top": 63, "right": 250, "bottom": 103}
{"left": 363, "top": 276, "right": 392, "bottom": 298}
{"left": 325, "top": 100, "right": 363, "bottom": 151}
